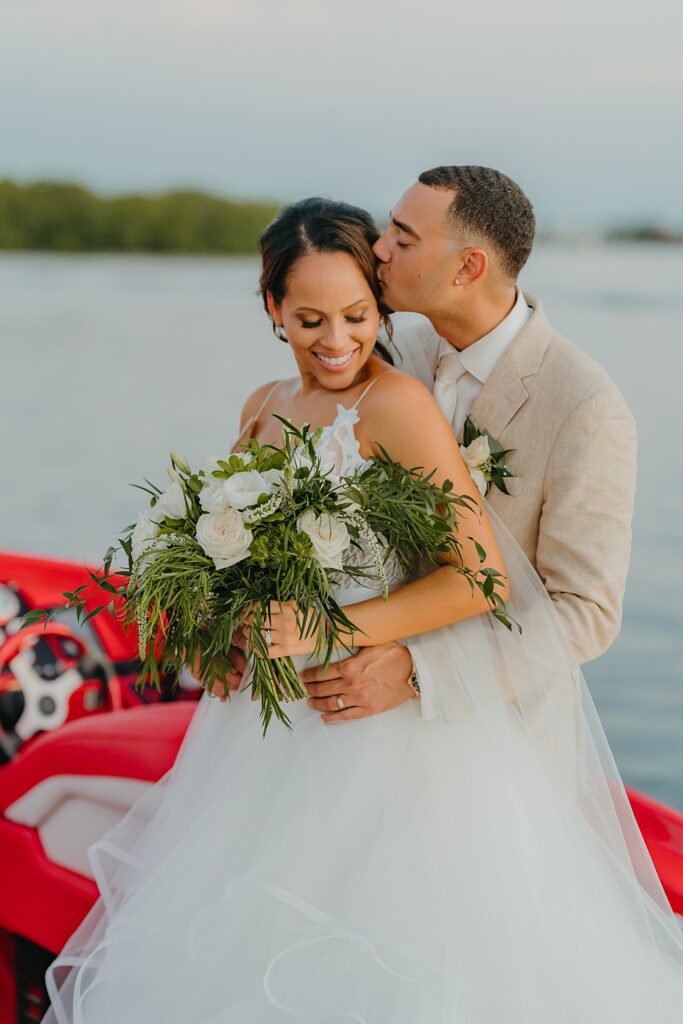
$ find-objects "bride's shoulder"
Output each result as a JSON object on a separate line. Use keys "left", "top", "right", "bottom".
{"left": 240, "top": 377, "right": 296, "bottom": 424}
{"left": 357, "top": 368, "right": 465, "bottom": 475}
{"left": 236, "top": 378, "right": 297, "bottom": 446}
{"left": 241, "top": 379, "right": 280, "bottom": 419}
{"left": 360, "top": 369, "right": 440, "bottom": 427}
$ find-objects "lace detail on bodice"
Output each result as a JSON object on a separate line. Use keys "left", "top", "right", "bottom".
{"left": 315, "top": 404, "right": 371, "bottom": 477}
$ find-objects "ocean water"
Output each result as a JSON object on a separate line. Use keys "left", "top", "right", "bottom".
{"left": 0, "top": 244, "right": 681, "bottom": 808}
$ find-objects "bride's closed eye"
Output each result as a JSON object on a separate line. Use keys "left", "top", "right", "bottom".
{"left": 300, "top": 315, "right": 367, "bottom": 329}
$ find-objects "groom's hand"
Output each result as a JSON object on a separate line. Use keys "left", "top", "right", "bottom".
{"left": 301, "top": 643, "right": 416, "bottom": 723}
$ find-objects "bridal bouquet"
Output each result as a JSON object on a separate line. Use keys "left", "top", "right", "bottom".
{"left": 24, "top": 420, "right": 510, "bottom": 734}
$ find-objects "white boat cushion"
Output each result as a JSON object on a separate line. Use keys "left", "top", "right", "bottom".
{"left": 5, "top": 774, "right": 151, "bottom": 879}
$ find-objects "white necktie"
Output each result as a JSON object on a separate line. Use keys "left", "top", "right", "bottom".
{"left": 433, "top": 350, "right": 468, "bottom": 433}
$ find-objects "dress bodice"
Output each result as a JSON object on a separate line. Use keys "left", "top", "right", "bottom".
{"left": 314, "top": 403, "right": 372, "bottom": 477}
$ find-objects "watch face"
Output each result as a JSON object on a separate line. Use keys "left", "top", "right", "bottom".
{"left": 0, "top": 586, "right": 20, "bottom": 626}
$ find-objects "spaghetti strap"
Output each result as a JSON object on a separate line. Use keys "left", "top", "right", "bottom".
{"left": 351, "top": 371, "right": 396, "bottom": 411}
{"left": 232, "top": 381, "right": 281, "bottom": 448}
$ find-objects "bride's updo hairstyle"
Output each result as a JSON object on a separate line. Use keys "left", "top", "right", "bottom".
{"left": 259, "top": 197, "right": 395, "bottom": 363}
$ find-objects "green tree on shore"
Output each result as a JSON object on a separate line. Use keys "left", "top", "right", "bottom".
{"left": 0, "top": 180, "right": 281, "bottom": 254}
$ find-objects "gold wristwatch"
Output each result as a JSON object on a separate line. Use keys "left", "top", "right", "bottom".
{"left": 407, "top": 666, "right": 421, "bottom": 699}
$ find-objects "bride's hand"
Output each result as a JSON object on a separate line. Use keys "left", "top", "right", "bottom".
{"left": 245, "top": 601, "right": 317, "bottom": 659}
{"left": 186, "top": 634, "right": 247, "bottom": 701}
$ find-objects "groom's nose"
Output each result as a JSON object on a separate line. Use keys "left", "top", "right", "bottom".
{"left": 373, "top": 234, "right": 390, "bottom": 262}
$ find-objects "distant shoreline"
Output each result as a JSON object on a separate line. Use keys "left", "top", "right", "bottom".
{"left": 0, "top": 179, "right": 681, "bottom": 254}
{"left": 0, "top": 180, "right": 280, "bottom": 255}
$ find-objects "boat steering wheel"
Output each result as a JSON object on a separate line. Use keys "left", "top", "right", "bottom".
{"left": 0, "top": 622, "right": 94, "bottom": 748}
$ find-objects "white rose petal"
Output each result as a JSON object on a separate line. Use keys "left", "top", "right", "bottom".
{"left": 150, "top": 480, "right": 187, "bottom": 523}
{"left": 196, "top": 509, "right": 253, "bottom": 569}
{"left": 131, "top": 512, "right": 160, "bottom": 561}
{"left": 202, "top": 455, "right": 222, "bottom": 476}
{"left": 460, "top": 434, "right": 491, "bottom": 470}
{"left": 222, "top": 470, "right": 273, "bottom": 510}
{"left": 469, "top": 468, "right": 488, "bottom": 498}
{"left": 199, "top": 469, "right": 231, "bottom": 514}
{"left": 261, "top": 467, "right": 284, "bottom": 488}
{"left": 297, "top": 509, "right": 350, "bottom": 570}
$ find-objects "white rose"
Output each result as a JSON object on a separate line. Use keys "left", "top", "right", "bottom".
{"left": 199, "top": 460, "right": 231, "bottom": 513}
{"left": 150, "top": 480, "right": 187, "bottom": 523}
{"left": 261, "top": 467, "right": 284, "bottom": 488}
{"left": 221, "top": 470, "right": 274, "bottom": 510}
{"left": 469, "top": 468, "right": 488, "bottom": 498}
{"left": 297, "top": 510, "right": 350, "bottom": 570}
{"left": 459, "top": 434, "right": 491, "bottom": 470}
{"left": 131, "top": 512, "right": 160, "bottom": 561}
{"left": 196, "top": 510, "right": 253, "bottom": 569}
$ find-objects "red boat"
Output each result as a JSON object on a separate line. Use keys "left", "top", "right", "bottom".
{"left": 0, "top": 550, "right": 681, "bottom": 1023}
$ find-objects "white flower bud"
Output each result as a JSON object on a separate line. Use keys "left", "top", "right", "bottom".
{"left": 171, "top": 451, "right": 191, "bottom": 475}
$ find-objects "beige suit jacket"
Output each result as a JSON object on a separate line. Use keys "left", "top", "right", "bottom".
{"left": 391, "top": 293, "right": 637, "bottom": 664}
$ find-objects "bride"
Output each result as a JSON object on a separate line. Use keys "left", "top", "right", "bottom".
{"left": 44, "top": 198, "right": 683, "bottom": 1022}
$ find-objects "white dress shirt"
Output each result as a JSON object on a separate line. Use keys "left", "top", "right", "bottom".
{"left": 433, "top": 288, "right": 532, "bottom": 439}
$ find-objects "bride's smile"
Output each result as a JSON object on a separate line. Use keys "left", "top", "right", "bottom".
{"left": 310, "top": 346, "right": 360, "bottom": 370}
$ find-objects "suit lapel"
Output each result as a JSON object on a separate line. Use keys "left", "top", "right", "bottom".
{"left": 466, "top": 293, "right": 551, "bottom": 442}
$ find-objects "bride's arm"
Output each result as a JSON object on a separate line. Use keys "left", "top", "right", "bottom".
{"left": 339, "top": 374, "right": 508, "bottom": 645}
{"left": 266, "top": 374, "right": 509, "bottom": 655}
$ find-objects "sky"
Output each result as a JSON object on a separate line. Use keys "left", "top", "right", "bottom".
{"left": 1, "top": 0, "right": 682, "bottom": 229}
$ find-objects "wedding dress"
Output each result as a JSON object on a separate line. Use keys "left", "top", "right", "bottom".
{"left": 43, "top": 401, "right": 683, "bottom": 1023}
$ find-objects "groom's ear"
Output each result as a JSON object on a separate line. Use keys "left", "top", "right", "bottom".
{"left": 453, "top": 248, "right": 488, "bottom": 287}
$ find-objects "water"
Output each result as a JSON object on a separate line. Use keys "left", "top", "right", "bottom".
{"left": 1, "top": 245, "right": 681, "bottom": 809}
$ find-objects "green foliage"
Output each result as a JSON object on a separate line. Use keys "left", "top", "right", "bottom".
{"left": 0, "top": 179, "right": 281, "bottom": 254}
{"left": 21, "top": 420, "right": 512, "bottom": 736}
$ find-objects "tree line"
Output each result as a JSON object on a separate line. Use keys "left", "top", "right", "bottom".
{"left": 0, "top": 180, "right": 281, "bottom": 253}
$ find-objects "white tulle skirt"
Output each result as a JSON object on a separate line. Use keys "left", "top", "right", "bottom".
{"left": 44, "top": 514, "right": 683, "bottom": 1023}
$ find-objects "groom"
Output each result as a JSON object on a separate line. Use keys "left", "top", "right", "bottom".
{"left": 302, "top": 165, "right": 637, "bottom": 722}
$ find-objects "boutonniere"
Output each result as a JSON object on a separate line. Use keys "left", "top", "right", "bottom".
{"left": 460, "top": 417, "right": 514, "bottom": 498}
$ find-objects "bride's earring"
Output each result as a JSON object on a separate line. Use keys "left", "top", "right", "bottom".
{"left": 275, "top": 324, "right": 288, "bottom": 342}
{"left": 454, "top": 278, "right": 461, "bottom": 286}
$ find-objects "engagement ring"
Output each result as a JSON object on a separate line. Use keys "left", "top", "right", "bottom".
{"left": 336, "top": 695, "right": 345, "bottom": 710}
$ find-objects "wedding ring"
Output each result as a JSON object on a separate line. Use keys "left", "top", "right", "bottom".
{"left": 336, "top": 694, "right": 345, "bottom": 710}
{"left": 265, "top": 628, "right": 272, "bottom": 647}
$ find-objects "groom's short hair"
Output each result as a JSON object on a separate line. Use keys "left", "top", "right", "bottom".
{"left": 418, "top": 165, "right": 535, "bottom": 280}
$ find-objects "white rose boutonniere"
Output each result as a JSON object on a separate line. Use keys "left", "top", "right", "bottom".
{"left": 297, "top": 509, "right": 350, "bottom": 570}
{"left": 460, "top": 417, "right": 514, "bottom": 498}
{"left": 196, "top": 509, "right": 253, "bottom": 569}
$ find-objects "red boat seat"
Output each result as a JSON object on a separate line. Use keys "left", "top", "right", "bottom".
{"left": 626, "top": 786, "right": 683, "bottom": 916}
{"left": 0, "top": 703, "right": 195, "bottom": 954}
